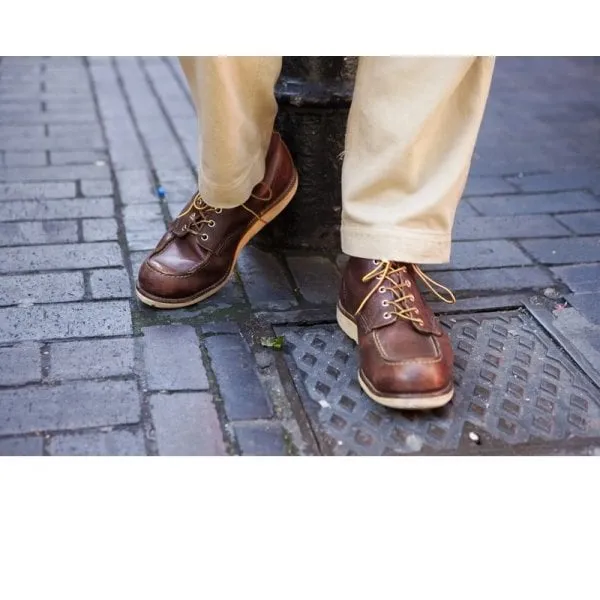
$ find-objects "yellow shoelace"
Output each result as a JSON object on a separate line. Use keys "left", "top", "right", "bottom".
{"left": 355, "top": 260, "right": 456, "bottom": 326}
{"left": 176, "top": 193, "right": 222, "bottom": 236}
{"left": 176, "top": 191, "right": 270, "bottom": 237}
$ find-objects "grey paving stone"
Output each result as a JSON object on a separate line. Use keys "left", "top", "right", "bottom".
{"left": 0, "top": 380, "right": 140, "bottom": 436}
{"left": 90, "top": 70, "right": 132, "bottom": 118}
{"left": 141, "top": 325, "right": 209, "bottom": 391}
{"left": 463, "top": 176, "right": 519, "bottom": 197}
{"left": 555, "top": 212, "right": 600, "bottom": 235}
{"left": 0, "top": 106, "right": 42, "bottom": 119}
{"left": 3, "top": 102, "right": 43, "bottom": 116}
{"left": 4, "top": 152, "right": 47, "bottom": 167}
{"left": 234, "top": 423, "right": 287, "bottom": 456}
{"left": 128, "top": 251, "right": 148, "bottom": 288}
{"left": 43, "top": 88, "right": 94, "bottom": 101}
{"left": 50, "top": 337, "right": 134, "bottom": 380}
{"left": 237, "top": 246, "right": 297, "bottom": 311}
{"left": 0, "top": 112, "right": 97, "bottom": 125}
{"left": 165, "top": 117, "right": 197, "bottom": 166}
{"left": 0, "top": 197, "right": 114, "bottom": 221}
{"left": 200, "top": 321, "right": 241, "bottom": 335}
{"left": 0, "top": 124, "right": 44, "bottom": 138}
{"left": 0, "top": 164, "right": 110, "bottom": 182}
{"left": 431, "top": 266, "right": 556, "bottom": 293}
{"left": 47, "top": 429, "right": 146, "bottom": 456}
{"left": 0, "top": 272, "right": 85, "bottom": 306}
{"left": 50, "top": 150, "right": 108, "bottom": 165}
{"left": 48, "top": 123, "right": 102, "bottom": 138}
{"left": 156, "top": 170, "right": 196, "bottom": 217}
{"left": 204, "top": 335, "right": 273, "bottom": 421}
{"left": 286, "top": 255, "right": 340, "bottom": 305}
{"left": 102, "top": 120, "right": 148, "bottom": 170}
{"left": 116, "top": 58, "right": 189, "bottom": 172}
{"left": 566, "top": 293, "right": 600, "bottom": 326}
{"left": 0, "top": 181, "right": 76, "bottom": 200}
{"left": 0, "top": 300, "right": 132, "bottom": 343}
{"left": 507, "top": 170, "right": 600, "bottom": 194}
{"left": 82, "top": 218, "right": 118, "bottom": 241}
{"left": 81, "top": 179, "right": 113, "bottom": 197}
{"left": 520, "top": 237, "right": 600, "bottom": 265}
{"left": 157, "top": 168, "right": 197, "bottom": 194}
{"left": 469, "top": 191, "right": 600, "bottom": 216}
{"left": 123, "top": 203, "right": 166, "bottom": 251}
{"left": 452, "top": 215, "right": 570, "bottom": 240}
{"left": 115, "top": 170, "right": 157, "bottom": 204}
{"left": 0, "top": 436, "right": 43, "bottom": 456}
{"left": 0, "top": 136, "right": 105, "bottom": 151}
{"left": 143, "top": 61, "right": 196, "bottom": 120}
{"left": 0, "top": 220, "right": 79, "bottom": 246}
{"left": 150, "top": 392, "right": 226, "bottom": 456}
{"left": 0, "top": 342, "right": 41, "bottom": 385}
{"left": 89, "top": 269, "right": 131, "bottom": 299}
{"left": 86, "top": 57, "right": 111, "bottom": 65}
{"left": 1, "top": 242, "right": 122, "bottom": 273}
{"left": 428, "top": 240, "right": 532, "bottom": 271}
{"left": 551, "top": 264, "right": 600, "bottom": 293}
{"left": 0, "top": 98, "right": 40, "bottom": 110}
{"left": 455, "top": 201, "right": 479, "bottom": 219}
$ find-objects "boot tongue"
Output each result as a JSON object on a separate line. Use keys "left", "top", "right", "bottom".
{"left": 169, "top": 206, "right": 216, "bottom": 252}
{"left": 364, "top": 262, "right": 442, "bottom": 336}
{"left": 170, "top": 212, "right": 196, "bottom": 237}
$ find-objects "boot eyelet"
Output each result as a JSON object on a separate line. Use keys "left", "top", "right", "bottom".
{"left": 406, "top": 281, "right": 412, "bottom": 288}
{"left": 382, "top": 300, "right": 389, "bottom": 307}
{"left": 383, "top": 312, "right": 391, "bottom": 319}
{"left": 409, "top": 295, "right": 415, "bottom": 302}
{"left": 200, "top": 233, "right": 209, "bottom": 241}
{"left": 372, "top": 260, "right": 380, "bottom": 265}
{"left": 215, "top": 208, "right": 223, "bottom": 214}
{"left": 190, "top": 212, "right": 196, "bottom": 219}
{"left": 378, "top": 287, "right": 386, "bottom": 293}
{"left": 208, "top": 220, "right": 216, "bottom": 228}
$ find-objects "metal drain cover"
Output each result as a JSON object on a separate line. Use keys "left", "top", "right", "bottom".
{"left": 277, "top": 310, "right": 600, "bottom": 455}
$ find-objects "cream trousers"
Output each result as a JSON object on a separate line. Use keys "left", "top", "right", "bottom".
{"left": 179, "top": 57, "right": 495, "bottom": 264}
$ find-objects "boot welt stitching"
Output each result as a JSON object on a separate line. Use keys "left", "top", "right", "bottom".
{"left": 144, "top": 256, "right": 212, "bottom": 279}
{"left": 359, "top": 369, "right": 454, "bottom": 399}
{"left": 137, "top": 269, "right": 232, "bottom": 302}
{"left": 372, "top": 329, "right": 443, "bottom": 366}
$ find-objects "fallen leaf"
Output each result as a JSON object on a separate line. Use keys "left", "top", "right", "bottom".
{"left": 260, "top": 335, "right": 285, "bottom": 350}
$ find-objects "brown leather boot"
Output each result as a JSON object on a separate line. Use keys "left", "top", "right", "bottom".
{"left": 337, "top": 258, "right": 456, "bottom": 410}
{"left": 136, "top": 132, "right": 298, "bottom": 308}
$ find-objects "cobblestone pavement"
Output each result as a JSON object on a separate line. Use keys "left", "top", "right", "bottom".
{"left": 1, "top": 57, "right": 599, "bottom": 456}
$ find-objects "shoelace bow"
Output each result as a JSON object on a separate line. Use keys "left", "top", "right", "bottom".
{"left": 175, "top": 188, "right": 272, "bottom": 239}
{"left": 355, "top": 260, "right": 456, "bottom": 326}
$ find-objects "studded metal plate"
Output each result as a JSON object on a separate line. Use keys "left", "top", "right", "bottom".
{"left": 277, "top": 310, "right": 600, "bottom": 455}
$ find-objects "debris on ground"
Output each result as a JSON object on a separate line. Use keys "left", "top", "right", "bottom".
{"left": 260, "top": 335, "right": 285, "bottom": 350}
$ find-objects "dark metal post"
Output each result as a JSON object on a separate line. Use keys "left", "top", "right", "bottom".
{"left": 254, "top": 57, "right": 357, "bottom": 253}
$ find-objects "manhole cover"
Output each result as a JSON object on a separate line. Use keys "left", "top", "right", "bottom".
{"left": 277, "top": 310, "right": 600, "bottom": 455}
